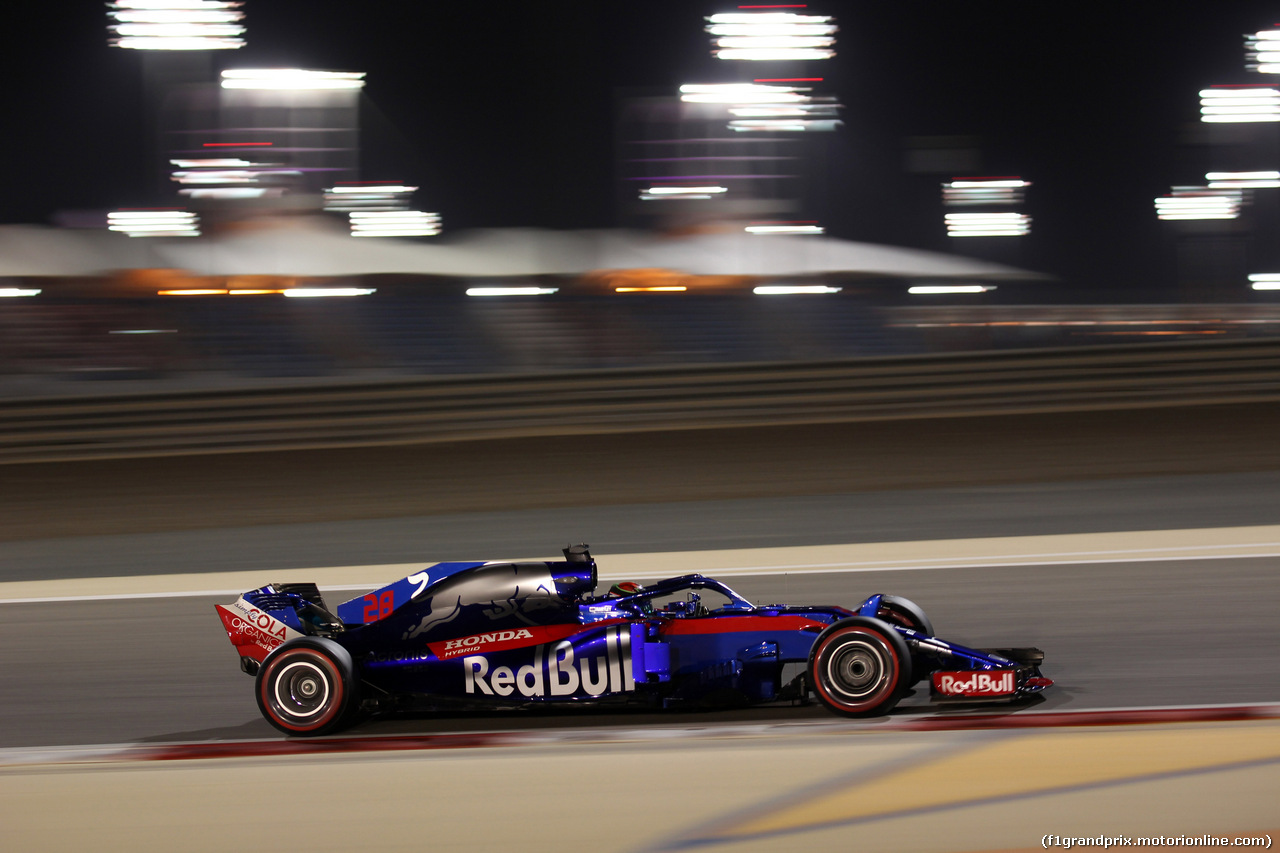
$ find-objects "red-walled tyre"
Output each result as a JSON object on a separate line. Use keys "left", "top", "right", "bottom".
{"left": 808, "top": 617, "right": 912, "bottom": 717}
{"left": 255, "top": 639, "right": 357, "bottom": 736}
{"left": 875, "top": 595, "right": 934, "bottom": 686}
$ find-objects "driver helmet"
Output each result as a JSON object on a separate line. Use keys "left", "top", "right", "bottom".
{"left": 607, "top": 581, "right": 643, "bottom": 597}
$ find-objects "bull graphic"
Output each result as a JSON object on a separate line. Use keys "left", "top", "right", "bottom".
{"left": 401, "top": 564, "right": 561, "bottom": 640}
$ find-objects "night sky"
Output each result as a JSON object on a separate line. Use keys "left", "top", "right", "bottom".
{"left": 6, "top": 1, "right": 1280, "bottom": 297}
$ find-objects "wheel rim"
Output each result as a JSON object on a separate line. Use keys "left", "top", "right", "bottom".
{"left": 262, "top": 652, "right": 342, "bottom": 730}
{"left": 819, "top": 633, "right": 894, "bottom": 707}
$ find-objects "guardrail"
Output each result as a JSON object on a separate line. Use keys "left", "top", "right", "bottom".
{"left": 2, "top": 338, "right": 1280, "bottom": 464}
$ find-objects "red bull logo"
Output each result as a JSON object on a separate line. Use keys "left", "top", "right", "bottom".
{"left": 463, "top": 626, "right": 634, "bottom": 698}
{"left": 932, "top": 670, "right": 1016, "bottom": 697}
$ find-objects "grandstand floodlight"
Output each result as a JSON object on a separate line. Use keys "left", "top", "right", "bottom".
{"left": 107, "top": 2, "right": 245, "bottom": 50}
{"left": 679, "top": 83, "right": 809, "bottom": 104}
{"left": 908, "top": 285, "right": 995, "bottom": 295}
{"left": 324, "top": 183, "right": 418, "bottom": 213}
{"left": 705, "top": 11, "right": 837, "bottom": 60}
{"left": 1154, "top": 187, "right": 1242, "bottom": 220}
{"left": 1246, "top": 28, "right": 1280, "bottom": 73}
{"left": 107, "top": 209, "right": 200, "bottom": 237}
{"left": 640, "top": 186, "right": 728, "bottom": 201}
{"left": 282, "top": 288, "right": 376, "bottom": 298}
{"left": 728, "top": 119, "right": 841, "bottom": 132}
{"left": 1205, "top": 170, "right": 1280, "bottom": 189}
{"left": 944, "top": 212, "right": 1031, "bottom": 237}
{"left": 753, "top": 285, "right": 841, "bottom": 295}
{"left": 221, "top": 69, "right": 366, "bottom": 90}
{"left": 348, "top": 211, "right": 441, "bottom": 237}
{"left": 943, "top": 178, "right": 1031, "bottom": 206}
{"left": 745, "top": 223, "right": 825, "bottom": 235}
{"left": 1248, "top": 273, "right": 1280, "bottom": 290}
{"left": 466, "top": 287, "right": 559, "bottom": 297}
{"left": 1199, "top": 86, "right": 1280, "bottom": 122}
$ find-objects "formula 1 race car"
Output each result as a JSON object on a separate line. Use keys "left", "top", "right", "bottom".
{"left": 215, "top": 545, "right": 1052, "bottom": 735}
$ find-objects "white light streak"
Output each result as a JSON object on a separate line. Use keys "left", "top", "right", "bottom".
{"left": 679, "top": 86, "right": 808, "bottom": 104}
{"left": 108, "top": 210, "right": 200, "bottom": 237}
{"left": 169, "top": 158, "right": 252, "bottom": 168}
{"left": 0, "top": 288, "right": 41, "bottom": 298}
{"left": 1247, "top": 30, "right": 1280, "bottom": 72}
{"left": 179, "top": 188, "right": 279, "bottom": 199}
{"left": 349, "top": 210, "right": 441, "bottom": 237}
{"left": 1154, "top": 188, "right": 1242, "bottom": 220}
{"left": 220, "top": 69, "right": 366, "bottom": 90}
{"left": 943, "top": 178, "right": 1030, "bottom": 207}
{"left": 282, "top": 288, "right": 376, "bottom": 298}
{"left": 1199, "top": 87, "right": 1280, "bottom": 122}
{"left": 753, "top": 285, "right": 841, "bottom": 295}
{"left": 1206, "top": 171, "right": 1280, "bottom": 180}
{"left": 642, "top": 186, "right": 727, "bottom": 196}
{"left": 465, "top": 287, "right": 559, "bottom": 297}
{"left": 729, "top": 119, "right": 840, "bottom": 132}
{"left": 707, "top": 13, "right": 835, "bottom": 25}
{"left": 715, "top": 48, "right": 835, "bottom": 61}
{"left": 944, "top": 212, "right": 1031, "bottom": 237}
{"left": 1205, "top": 170, "right": 1280, "bottom": 189}
{"left": 1248, "top": 273, "right": 1280, "bottom": 290}
{"left": 707, "top": 23, "right": 837, "bottom": 37}
{"left": 108, "top": 2, "right": 245, "bottom": 50}
{"left": 745, "top": 224, "right": 825, "bottom": 235}
{"left": 714, "top": 36, "right": 835, "bottom": 50}
{"left": 328, "top": 184, "right": 416, "bottom": 194}
{"left": 908, "top": 285, "right": 994, "bottom": 295}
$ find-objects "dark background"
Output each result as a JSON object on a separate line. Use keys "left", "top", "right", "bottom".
{"left": 5, "top": 2, "right": 1280, "bottom": 297}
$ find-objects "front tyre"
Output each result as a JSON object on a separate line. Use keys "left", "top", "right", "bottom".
{"left": 255, "top": 639, "right": 357, "bottom": 736}
{"left": 808, "top": 617, "right": 911, "bottom": 717}
{"left": 875, "top": 595, "right": 934, "bottom": 686}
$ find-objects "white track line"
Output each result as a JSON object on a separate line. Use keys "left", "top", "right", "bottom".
{"left": 4, "top": 526, "right": 1280, "bottom": 605}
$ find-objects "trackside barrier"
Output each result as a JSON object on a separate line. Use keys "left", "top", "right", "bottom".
{"left": 2, "top": 338, "right": 1279, "bottom": 464}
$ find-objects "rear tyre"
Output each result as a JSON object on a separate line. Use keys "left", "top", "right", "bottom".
{"left": 808, "top": 617, "right": 911, "bottom": 717}
{"left": 255, "top": 639, "right": 357, "bottom": 736}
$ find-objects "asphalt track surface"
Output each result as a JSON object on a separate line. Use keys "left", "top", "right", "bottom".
{"left": 2, "top": 470, "right": 1279, "bottom": 749}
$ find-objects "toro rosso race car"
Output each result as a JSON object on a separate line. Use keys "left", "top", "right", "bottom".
{"left": 215, "top": 545, "right": 1052, "bottom": 736}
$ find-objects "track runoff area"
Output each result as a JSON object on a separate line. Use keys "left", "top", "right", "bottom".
{"left": 1, "top": 527, "right": 1277, "bottom": 852}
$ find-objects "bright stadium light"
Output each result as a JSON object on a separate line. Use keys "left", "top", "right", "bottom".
{"left": 753, "top": 285, "right": 841, "bottom": 295}
{"left": 944, "top": 212, "right": 1031, "bottom": 237}
{"left": 282, "top": 288, "right": 376, "bottom": 298}
{"left": 705, "top": 11, "right": 837, "bottom": 60}
{"left": 1248, "top": 273, "right": 1280, "bottom": 290}
{"left": 324, "top": 183, "right": 418, "bottom": 213}
{"left": 328, "top": 184, "right": 416, "bottom": 194}
{"left": 908, "top": 285, "right": 995, "bottom": 295}
{"left": 466, "top": 287, "right": 559, "bottom": 297}
{"left": 679, "top": 83, "right": 809, "bottom": 104}
{"left": 1205, "top": 170, "right": 1280, "bottom": 188}
{"left": 943, "top": 178, "right": 1031, "bottom": 206}
{"left": 221, "top": 69, "right": 366, "bottom": 90}
{"left": 348, "top": 211, "right": 441, "bottom": 237}
{"left": 107, "top": 2, "right": 245, "bottom": 50}
{"left": 745, "top": 223, "right": 825, "bottom": 235}
{"left": 640, "top": 185, "right": 728, "bottom": 200}
{"left": 0, "top": 288, "right": 41, "bottom": 298}
{"left": 1154, "top": 187, "right": 1242, "bottom": 220}
{"left": 679, "top": 82, "right": 841, "bottom": 133}
{"left": 1246, "top": 28, "right": 1280, "bottom": 73}
{"left": 1199, "top": 86, "right": 1280, "bottom": 122}
{"left": 108, "top": 209, "right": 200, "bottom": 237}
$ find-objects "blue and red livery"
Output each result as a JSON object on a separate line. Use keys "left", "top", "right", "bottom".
{"left": 215, "top": 545, "right": 1052, "bottom": 735}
